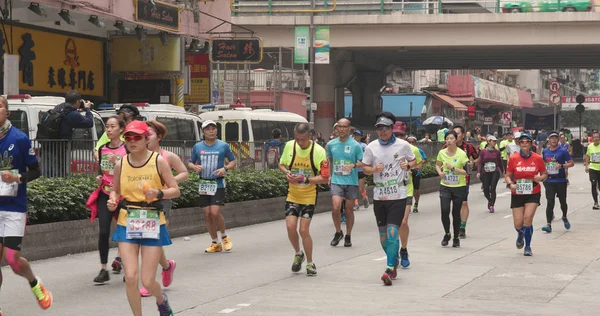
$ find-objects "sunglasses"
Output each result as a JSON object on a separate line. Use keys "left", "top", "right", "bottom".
{"left": 376, "top": 126, "right": 391, "bottom": 131}
{"left": 124, "top": 134, "right": 144, "bottom": 142}
{"left": 519, "top": 140, "right": 531, "bottom": 144}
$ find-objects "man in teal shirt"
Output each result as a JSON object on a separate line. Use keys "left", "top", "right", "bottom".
{"left": 327, "top": 118, "right": 363, "bottom": 248}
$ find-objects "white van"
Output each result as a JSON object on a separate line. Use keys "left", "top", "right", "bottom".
{"left": 97, "top": 103, "right": 203, "bottom": 161}
{"left": 6, "top": 94, "right": 106, "bottom": 176}
{"left": 198, "top": 105, "right": 308, "bottom": 168}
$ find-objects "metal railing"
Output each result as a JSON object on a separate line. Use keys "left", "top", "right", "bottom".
{"left": 232, "top": 0, "right": 598, "bottom": 15}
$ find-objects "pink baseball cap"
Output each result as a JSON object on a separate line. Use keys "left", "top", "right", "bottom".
{"left": 393, "top": 122, "right": 406, "bottom": 135}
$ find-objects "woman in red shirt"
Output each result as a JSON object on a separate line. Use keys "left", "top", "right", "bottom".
{"left": 505, "top": 134, "right": 547, "bottom": 256}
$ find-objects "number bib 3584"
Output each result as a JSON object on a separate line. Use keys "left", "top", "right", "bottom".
{"left": 516, "top": 179, "right": 533, "bottom": 195}
{"left": 444, "top": 171, "right": 459, "bottom": 185}
{"left": 198, "top": 179, "right": 218, "bottom": 196}
{"left": 0, "top": 169, "right": 19, "bottom": 197}
{"left": 126, "top": 209, "right": 160, "bottom": 240}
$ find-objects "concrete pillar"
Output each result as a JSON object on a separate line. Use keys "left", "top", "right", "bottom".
{"left": 350, "top": 71, "right": 385, "bottom": 127}
{"left": 313, "top": 62, "right": 336, "bottom": 137}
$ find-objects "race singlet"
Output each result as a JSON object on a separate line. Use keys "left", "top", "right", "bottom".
{"left": 291, "top": 168, "right": 312, "bottom": 187}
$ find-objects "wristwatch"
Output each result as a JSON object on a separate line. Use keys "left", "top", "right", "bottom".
{"left": 157, "top": 190, "right": 164, "bottom": 200}
{"left": 224, "top": 166, "right": 229, "bottom": 172}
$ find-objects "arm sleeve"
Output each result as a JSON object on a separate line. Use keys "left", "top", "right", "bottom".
{"left": 66, "top": 109, "right": 94, "bottom": 128}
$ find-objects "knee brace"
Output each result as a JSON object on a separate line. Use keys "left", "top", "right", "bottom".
{"left": 5, "top": 248, "right": 22, "bottom": 272}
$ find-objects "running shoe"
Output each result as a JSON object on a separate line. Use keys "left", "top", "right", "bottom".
{"left": 111, "top": 257, "right": 123, "bottom": 273}
{"left": 162, "top": 260, "right": 176, "bottom": 287}
{"left": 31, "top": 279, "right": 52, "bottom": 310}
{"left": 400, "top": 249, "right": 410, "bottom": 268}
{"left": 93, "top": 269, "right": 110, "bottom": 283}
{"left": 353, "top": 204, "right": 359, "bottom": 212}
{"left": 306, "top": 263, "right": 317, "bottom": 276}
{"left": 291, "top": 251, "right": 305, "bottom": 272}
{"left": 344, "top": 235, "right": 352, "bottom": 247}
{"left": 524, "top": 246, "right": 533, "bottom": 256}
{"left": 452, "top": 238, "right": 460, "bottom": 248}
{"left": 489, "top": 206, "right": 495, "bottom": 213}
{"left": 157, "top": 293, "right": 174, "bottom": 316}
{"left": 458, "top": 228, "right": 466, "bottom": 239}
{"left": 140, "top": 286, "right": 151, "bottom": 297}
{"left": 413, "top": 204, "right": 419, "bottom": 213}
{"left": 363, "top": 197, "right": 370, "bottom": 209}
{"left": 594, "top": 203, "right": 600, "bottom": 210}
{"left": 205, "top": 242, "right": 223, "bottom": 253}
{"left": 330, "top": 231, "right": 344, "bottom": 246}
{"left": 222, "top": 236, "right": 233, "bottom": 252}
{"left": 563, "top": 218, "right": 571, "bottom": 231}
{"left": 516, "top": 234, "right": 525, "bottom": 249}
{"left": 542, "top": 224, "right": 552, "bottom": 233}
{"left": 391, "top": 258, "right": 399, "bottom": 279}
{"left": 441, "top": 233, "right": 451, "bottom": 247}
{"left": 381, "top": 269, "right": 393, "bottom": 286}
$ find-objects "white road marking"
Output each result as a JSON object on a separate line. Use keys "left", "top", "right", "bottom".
{"left": 219, "top": 309, "right": 239, "bottom": 314}
{"left": 374, "top": 256, "right": 387, "bottom": 261}
{"left": 503, "top": 214, "right": 513, "bottom": 219}
{"left": 497, "top": 192, "right": 512, "bottom": 197}
{"left": 237, "top": 304, "right": 252, "bottom": 307}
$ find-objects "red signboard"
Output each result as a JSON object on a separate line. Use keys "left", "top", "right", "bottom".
{"left": 185, "top": 54, "right": 210, "bottom": 104}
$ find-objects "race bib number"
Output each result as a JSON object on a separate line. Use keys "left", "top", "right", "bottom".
{"left": 126, "top": 209, "right": 160, "bottom": 239}
{"left": 0, "top": 169, "right": 18, "bottom": 197}
{"left": 444, "top": 170, "right": 459, "bottom": 185}
{"left": 334, "top": 160, "right": 351, "bottom": 176}
{"left": 100, "top": 156, "right": 117, "bottom": 175}
{"left": 375, "top": 179, "right": 402, "bottom": 200}
{"left": 291, "top": 168, "right": 311, "bottom": 187}
{"left": 516, "top": 179, "right": 533, "bottom": 195}
{"left": 198, "top": 179, "right": 218, "bottom": 196}
{"left": 546, "top": 162, "right": 559, "bottom": 175}
{"left": 592, "top": 153, "right": 600, "bottom": 163}
{"left": 484, "top": 162, "right": 496, "bottom": 173}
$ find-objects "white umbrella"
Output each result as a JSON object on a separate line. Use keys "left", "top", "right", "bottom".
{"left": 422, "top": 116, "right": 453, "bottom": 126}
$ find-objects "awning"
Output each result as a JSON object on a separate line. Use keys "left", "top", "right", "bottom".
{"left": 431, "top": 92, "right": 468, "bottom": 111}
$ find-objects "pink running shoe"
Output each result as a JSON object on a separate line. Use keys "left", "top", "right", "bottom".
{"left": 162, "top": 260, "right": 176, "bottom": 287}
{"left": 140, "top": 286, "right": 151, "bottom": 297}
{"left": 489, "top": 206, "right": 495, "bottom": 213}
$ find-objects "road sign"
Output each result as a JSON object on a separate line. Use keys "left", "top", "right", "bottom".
{"left": 549, "top": 92, "right": 561, "bottom": 105}
{"left": 501, "top": 111, "right": 512, "bottom": 122}
{"left": 549, "top": 80, "right": 560, "bottom": 93}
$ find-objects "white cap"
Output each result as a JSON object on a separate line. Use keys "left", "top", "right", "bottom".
{"left": 514, "top": 132, "right": 521, "bottom": 138}
{"left": 202, "top": 120, "right": 217, "bottom": 129}
{"left": 486, "top": 135, "right": 497, "bottom": 141}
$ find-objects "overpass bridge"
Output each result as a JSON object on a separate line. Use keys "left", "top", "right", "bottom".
{"left": 230, "top": 0, "right": 600, "bottom": 132}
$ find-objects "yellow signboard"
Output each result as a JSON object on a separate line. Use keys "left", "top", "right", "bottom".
{"left": 1, "top": 24, "right": 105, "bottom": 97}
{"left": 111, "top": 37, "right": 181, "bottom": 72}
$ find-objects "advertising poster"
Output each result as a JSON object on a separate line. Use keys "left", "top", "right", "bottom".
{"left": 314, "top": 26, "right": 330, "bottom": 64}
{"left": 294, "top": 26, "right": 309, "bottom": 64}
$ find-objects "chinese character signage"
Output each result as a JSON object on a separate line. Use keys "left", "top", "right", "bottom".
{"left": 210, "top": 38, "right": 263, "bottom": 64}
{"left": 135, "top": 0, "right": 179, "bottom": 32}
{"left": 294, "top": 26, "right": 309, "bottom": 64}
{"left": 184, "top": 54, "right": 210, "bottom": 104}
{"left": 0, "top": 24, "right": 105, "bottom": 97}
{"left": 111, "top": 36, "right": 181, "bottom": 72}
{"left": 314, "top": 26, "right": 330, "bottom": 64}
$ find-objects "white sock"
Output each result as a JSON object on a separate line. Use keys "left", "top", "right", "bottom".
{"left": 212, "top": 238, "right": 218, "bottom": 243}
{"left": 296, "top": 250, "right": 303, "bottom": 255}
{"left": 221, "top": 232, "right": 227, "bottom": 238}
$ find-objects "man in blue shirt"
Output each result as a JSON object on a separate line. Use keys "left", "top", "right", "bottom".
{"left": 542, "top": 131, "right": 574, "bottom": 233}
{"left": 265, "top": 128, "right": 285, "bottom": 168}
{"left": 188, "top": 120, "right": 237, "bottom": 253}
{"left": 327, "top": 118, "right": 363, "bottom": 247}
{"left": 0, "top": 96, "right": 52, "bottom": 310}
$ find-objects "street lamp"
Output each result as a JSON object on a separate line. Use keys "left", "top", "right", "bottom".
{"left": 58, "top": 9, "right": 74, "bottom": 26}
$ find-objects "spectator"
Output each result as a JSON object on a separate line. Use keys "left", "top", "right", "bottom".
{"left": 437, "top": 122, "right": 449, "bottom": 143}
{"left": 265, "top": 128, "right": 285, "bottom": 167}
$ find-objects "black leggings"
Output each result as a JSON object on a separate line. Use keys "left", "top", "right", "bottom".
{"left": 544, "top": 182, "right": 568, "bottom": 223}
{"left": 97, "top": 191, "right": 115, "bottom": 265}
{"left": 440, "top": 186, "right": 465, "bottom": 238}
{"left": 482, "top": 171, "right": 500, "bottom": 206}
{"left": 590, "top": 169, "right": 600, "bottom": 203}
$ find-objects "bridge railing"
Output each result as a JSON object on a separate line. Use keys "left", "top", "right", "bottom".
{"left": 231, "top": 0, "right": 598, "bottom": 15}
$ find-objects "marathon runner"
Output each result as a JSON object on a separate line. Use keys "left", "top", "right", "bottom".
{"left": 138, "top": 120, "right": 189, "bottom": 296}
{"left": 541, "top": 131, "right": 574, "bottom": 233}
{"left": 279, "top": 123, "right": 328, "bottom": 276}
{"left": 352, "top": 130, "right": 370, "bottom": 210}
{"left": 107, "top": 121, "right": 179, "bottom": 315}
{"left": 436, "top": 131, "right": 470, "bottom": 248}
{"left": 0, "top": 96, "right": 52, "bottom": 313}
{"left": 407, "top": 135, "right": 427, "bottom": 213}
{"left": 188, "top": 120, "right": 237, "bottom": 253}
{"left": 505, "top": 133, "right": 547, "bottom": 256}
{"left": 327, "top": 118, "right": 363, "bottom": 247}
{"left": 94, "top": 104, "right": 139, "bottom": 161}
{"left": 361, "top": 112, "right": 415, "bottom": 286}
{"left": 585, "top": 130, "right": 600, "bottom": 210}
{"left": 477, "top": 135, "right": 503, "bottom": 213}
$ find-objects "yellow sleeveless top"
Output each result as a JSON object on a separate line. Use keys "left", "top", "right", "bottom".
{"left": 116, "top": 151, "right": 167, "bottom": 226}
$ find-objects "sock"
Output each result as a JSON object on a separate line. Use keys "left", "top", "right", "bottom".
{"left": 515, "top": 227, "right": 524, "bottom": 237}
{"left": 386, "top": 226, "right": 400, "bottom": 268}
{"left": 296, "top": 250, "right": 303, "bottom": 255}
{"left": 221, "top": 233, "right": 227, "bottom": 239}
{"left": 30, "top": 278, "right": 38, "bottom": 288}
{"left": 460, "top": 221, "right": 467, "bottom": 229}
{"left": 523, "top": 226, "right": 533, "bottom": 247}
{"left": 212, "top": 238, "right": 218, "bottom": 243}
{"left": 307, "top": 261, "right": 313, "bottom": 266}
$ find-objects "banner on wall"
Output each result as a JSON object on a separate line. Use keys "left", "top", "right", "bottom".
{"left": 314, "top": 26, "right": 330, "bottom": 64}
{"left": 111, "top": 36, "right": 181, "bottom": 72}
{"left": 184, "top": 54, "right": 210, "bottom": 104}
{"left": 294, "top": 26, "right": 309, "bottom": 64}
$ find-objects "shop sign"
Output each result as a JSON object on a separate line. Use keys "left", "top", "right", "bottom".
{"left": 210, "top": 38, "right": 262, "bottom": 64}
{"left": 135, "top": 0, "right": 179, "bottom": 32}
{"left": 484, "top": 116, "right": 493, "bottom": 125}
{"left": 472, "top": 76, "right": 520, "bottom": 107}
{"left": 184, "top": 54, "right": 210, "bottom": 104}
{"left": 476, "top": 111, "right": 485, "bottom": 123}
{"left": 0, "top": 24, "right": 104, "bottom": 97}
{"left": 562, "top": 95, "right": 600, "bottom": 111}
{"left": 111, "top": 37, "right": 181, "bottom": 72}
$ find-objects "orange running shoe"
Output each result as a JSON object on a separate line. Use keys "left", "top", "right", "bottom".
{"left": 31, "top": 279, "right": 52, "bottom": 310}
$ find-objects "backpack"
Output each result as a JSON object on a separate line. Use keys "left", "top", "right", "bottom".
{"left": 267, "top": 145, "right": 280, "bottom": 166}
{"left": 36, "top": 104, "right": 76, "bottom": 139}
{"left": 287, "top": 141, "right": 319, "bottom": 176}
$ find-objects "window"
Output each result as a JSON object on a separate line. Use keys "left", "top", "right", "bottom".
{"left": 196, "top": 121, "right": 202, "bottom": 140}
{"left": 8, "top": 110, "right": 28, "bottom": 135}
{"left": 225, "top": 122, "right": 239, "bottom": 142}
{"left": 252, "top": 121, "right": 266, "bottom": 142}
{"left": 156, "top": 117, "right": 196, "bottom": 142}
{"left": 216, "top": 122, "right": 222, "bottom": 140}
{"left": 241, "top": 119, "right": 249, "bottom": 141}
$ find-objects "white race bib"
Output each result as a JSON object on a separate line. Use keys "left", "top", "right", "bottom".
{"left": 444, "top": 170, "right": 459, "bottom": 185}
{"left": 592, "top": 153, "right": 600, "bottom": 163}
{"left": 0, "top": 169, "right": 19, "bottom": 197}
{"left": 126, "top": 209, "right": 160, "bottom": 240}
{"left": 516, "top": 179, "right": 533, "bottom": 195}
{"left": 198, "top": 179, "right": 218, "bottom": 196}
{"left": 484, "top": 162, "right": 496, "bottom": 173}
{"left": 546, "top": 162, "right": 559, "bottom": 175}
{"left": 334, "top": 160, "right": 351, "bottom": 176}
{"left": 375, "top": 179, "right": 402, "bottom": 200}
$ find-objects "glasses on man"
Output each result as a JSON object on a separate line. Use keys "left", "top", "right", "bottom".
{"left": 376, "top": 126, "right": 391, "bottom": 131}
{"left": 125, "top": 134, "right": 144, "bottom": 142}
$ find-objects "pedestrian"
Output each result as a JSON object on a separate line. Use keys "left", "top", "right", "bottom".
{"left": 584, "top": 130, "right": 600, "bottom": 210}
{"left": 504, "top": 133, "right": 547, "bottom": 256}
{"left": 107, "top": 120, "right": 180, "bottom": 315}
{"left": 188, "top": 120, "right": 237, "bottom": 253}
{"left": 327, "top": 118, "right": 363, "bottom": 247}
{"left": 352, "top": 129, "right": 370, "bottom": 210}
{"left": 278, "top": 123, "right": 328, "bottom": 276}
{"left": 265, "top": 128, "right": 285, "bottom": 168}
{"left": 477, "top": 135, "right": 503, "bottom": 213}
{"left": 436, "top": 131, "right": 470, "bottom": 248}
{"left": 541, "top": 131, "right": 574, "bottom": 233}
{"left": 0, "top": 96, "right": 52, "bottom": 313}
{"left": 138, "top": 120, "right": 189, "bottom": 296}
{"left": 436, "top": 122, "right": 449, "bottom": 143}
{"left": 361, "top": 112, "right": 415, "bottom": 285}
